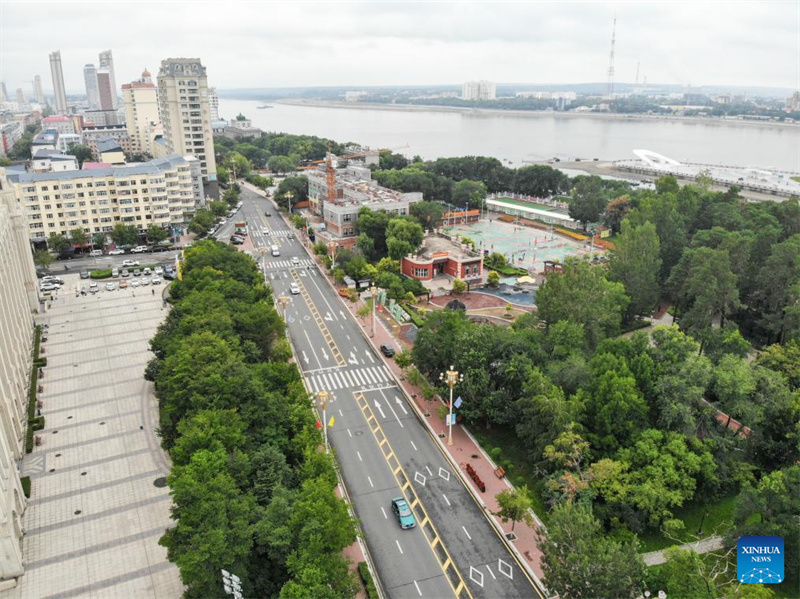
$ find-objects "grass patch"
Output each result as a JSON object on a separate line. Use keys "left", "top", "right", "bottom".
{"left": 357, "top": 562, "right": 378, "bottom": 599}
{"left": 791, "top": 176, "right": 800, "bottom": 183}
{"left": 90, "top": 268, "right": 112, "bottom": 279}
{"left": 638, "top": 494, "right": 738, "bottom": 552}
{"left": 470, "top": 423, "right": 550, "bottom": 524}
{"left": 21, "top": 476, "right": 31, "bottom": 498}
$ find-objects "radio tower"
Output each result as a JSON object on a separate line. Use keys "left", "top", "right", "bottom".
{"left": 635, "top": 60, "right": 640, "bottom": 86}
{"left": 606, "top": 16, "right": 617, "bottom": 101}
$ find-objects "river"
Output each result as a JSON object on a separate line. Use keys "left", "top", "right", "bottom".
{"left": 219, "top": 99, "right": 800, "bottom": 172}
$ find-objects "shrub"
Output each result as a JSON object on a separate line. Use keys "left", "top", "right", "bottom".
{"left": 358, "top": 562, "right": 378, "bottom": 599}
{"left": 488, "top": 271, "right": 501, "bottom": 288}
{"left": 402, "top": 305, "right": 425, "bottom": 328}
{"left": 29, "top": 416, "right": 45, "bottom": 431}
{"left": 490, "top": 447, "right": 503, "bottom": 462}
{"left": 90, "top": 269, "right": 112, "bottom": 279}
{"left": 20, "top": 476, "right": 31, "bottom": 498}
{"left": 452, "top": 279, "right": 467, "bottom": 295}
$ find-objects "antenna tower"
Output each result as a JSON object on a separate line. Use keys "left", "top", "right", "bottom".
{"left": 635, "top": 61, "right": 640, "bottom": 86}
{"left": 606, "top": 16, "right": 617, "bottom": 101}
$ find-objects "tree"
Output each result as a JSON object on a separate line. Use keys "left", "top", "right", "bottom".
{"left": 752, "top": 235, "right": 800, "bottom": 343}
{"left": 487, "top": 270, "right": 500, "bottom": 288}
{"left": 226, "top": 152, "right": 252, "bottom": 178}
{"left": 608, "top": 221, "right": 662, "bottom": 321}
{"left": 603, "top": 196, "right": 632, "bottom": 235}
{"left": 47, "top": 232, "right": 72, "bottom": 254}
{"left": 92, "top": 232, "right": 106, "bottom": 250}
{"left": 451, "top": 279, "right": 467, "bottom": 295}
{"left": 536, "top": 258, "right": 629, "bottom": 350}
{"left": 451, "top": 179, "right": 487, "bottom": 211}
{"left": 217, "top": 165, "right": 230, "bottom": 185}
{"left": 538, "top": 502, "right": 646, "bottom": 599}
{"left": 495, "top": 486, "right": 534, "bottom": 531}
{"left": 512, "top": 164, "right": 569, "bottom": 197}
{"left": 268, "top": 155, "right": 296, "bottom": 175}
{"left": 33, "top": 249, "right": 54, "bottom": 270}
{"left": 210, "top": 201, "right": 229, "bottom": 218}
{"left": 275, "top": 176, "right": 309, "bottom": 208}
{"left": 409, "top": 201, "right": 444, "bottom": 231}
{"left": 109, "top": 223, "right": 140, "bottom": 247}
{"left": 146, "top": 224, "right": 169, "bottom": 245}
{"left": 569, "top": 176, "right": 607, "bottom": 230}
{"left": 67, "top": 144, "right": 93, "bottom": 167}
{"left": 756, "top": 340, "right": 800, "bottom": 390}
{"left": 189, "top": 209, "right": 219, "bottom": 236}
{"left": 69, "top": 228, "right": 88, "bottom": 249}
{"left": 656, "top": 548, "right": 713, "bottom": 599}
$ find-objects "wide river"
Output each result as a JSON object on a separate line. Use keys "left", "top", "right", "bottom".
{"left": 219, "top": 99, "right": 800, "bottom": 172}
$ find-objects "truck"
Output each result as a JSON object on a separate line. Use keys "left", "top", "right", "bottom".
{"left": 234, "top": 222, "right": 248, "bottom": 236}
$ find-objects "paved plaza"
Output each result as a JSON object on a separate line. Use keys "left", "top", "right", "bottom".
{"left": 5, "top": 275, "right": 182, "bottom": 599}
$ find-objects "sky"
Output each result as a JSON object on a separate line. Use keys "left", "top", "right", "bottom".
{"left": 1, "top": 1, "right": 798, "bottom": 95}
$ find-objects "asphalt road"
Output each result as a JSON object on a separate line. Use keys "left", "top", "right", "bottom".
{"left": 48, "top": 250, "right": 182, "bottom": 273}
{"left": 236, "top": 185, "right": 542, "bottom": 599}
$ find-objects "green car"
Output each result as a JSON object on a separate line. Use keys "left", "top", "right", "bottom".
{"left": 391, "top": 497, "right": 415, "bottom": 529}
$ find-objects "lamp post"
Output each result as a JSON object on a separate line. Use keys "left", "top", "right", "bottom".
{"left": 316, "top": 389, "right": 330, "bottom": 453}
{"left": 370, "top": 285, "right": 377, "bottom": 337}
{"left": 328, "top": 241, "right": 338, "bottom": 270}
{"left": 439, "top": 366, "right": 463, "bottom": 446}
{"left": 259, "top": 247, "right": 266, "bottom": 277}
{"left": 277, "top": 292, "right": 289, "bottom": 321}
{"left": 286, "top": 191, "right": 293, "bottom": 215}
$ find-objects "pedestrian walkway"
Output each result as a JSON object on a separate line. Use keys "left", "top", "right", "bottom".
{"left": 264, "top": 258, "right": 314, "bottom": 270}
{"left": 305, "top": 365, "right": 395, "bottom": 393}
{"left": 641, "top": 535, "right": 724, "bottom": 566}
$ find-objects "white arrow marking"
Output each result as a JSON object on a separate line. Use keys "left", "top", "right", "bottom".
{"left": 349, "top": 352, "right": 359, "bottom": 365}
{"left": 321, "top": 348, "right": 329, "bottom": 361}
{"left": 365, "top": 350, "right": 375, "bottom": 364}
{"left": 324, "top": 312, "right": 333, "bottom": 321}
{"left": 302, "top": 351, "right": 309, "bottom": 365}
{"left": 395, "top": 396, "right": 408, "bottom": 415}
{"left": 340, "top": 310, "right": 346, "bottom": 319}
{"left": 380, "top": 388, "right": 403, "bottom": 427}
{"left": 374, "top": 400, "right": 386, "bottom": 419}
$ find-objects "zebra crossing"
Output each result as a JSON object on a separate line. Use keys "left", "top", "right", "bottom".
{"left": 266, "top": 259, "right": 315, "bottom": 269}
{"left": 306, "top": 365, "right": 395, "bottom": 393}
{"left": 264, "top": 230, "right": 295, "bottom": 237}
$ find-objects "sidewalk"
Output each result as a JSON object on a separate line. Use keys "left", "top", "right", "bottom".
{"left": 641, "top": 535, "right": 724, "bottom": 566}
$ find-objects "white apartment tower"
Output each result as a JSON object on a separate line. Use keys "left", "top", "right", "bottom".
{"left": 49, "top": 51, "right": 68, "bottom": 114}
{"left": 122, "top": 69, "right": 161, "bottom": 155}
{"left": 0, "top": 83, "right": 7, "bottom": 102}
{"left": 98, "top": 50, "right": 117, "bottom": 109}
{"left": 157, "top": 58, "right": 217, "bottom": 183}
{"left": 33, "top": 76, "right": 44, "bottom": 104}
{"left": 14, "top": 89, "right": 24, "bottom": 107}
{"left": 83, "top": 64, "right": 100, "bottom": 109}
{"left": 208, "top": 87, "right": 219, "bottom": 120}
{"left": 461, "top": 80, "right": 496, "bottom": 101}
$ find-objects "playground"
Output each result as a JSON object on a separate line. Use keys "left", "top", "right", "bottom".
{"left": 442, "top": 217, "right": 601, "bottom": 278}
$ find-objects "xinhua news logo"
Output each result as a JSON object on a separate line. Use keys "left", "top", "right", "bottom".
{"left": 737, "top": 536, "right": 784, "bottom": 584}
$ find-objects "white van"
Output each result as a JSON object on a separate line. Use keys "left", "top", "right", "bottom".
{"left": 89, "top": 249, "right": 103, "bottom": 257}
{"left": 271, "top": 245, "right": 280, "bottom": 257}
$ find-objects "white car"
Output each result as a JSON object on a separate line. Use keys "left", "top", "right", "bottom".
{"left": 41, "top": 276, "right": 64, "bottom": 285}
{"left": 122, "top": 259, "right": 139, "bottom": 268}
{"left": 154, "top": 266, "right": 164, "bottom": 275}
{"left": 89, "top": 282, "right": 99, "bottom": 294}
{"left": 151, "top": 276, "right": 162, "bottom": 285}
{"left": 130, "top": 279, "right": 140, "bottom": 288}
{"left": 290, "top": 282, "right": 300, "bottom": 295}
{"left": 141, "top": 277, "right": 150, "bottom": 286}
{"left": 261, "top": 228, "right": 269, "bottom": 235}
{"left": 130, "top": 246, "right": 148, "bottom": 253}
{"left": 143, "top": 267, "right": 152, "bottom": 275}
{"left": 291, "top": 256, "right": 300, "bottom": 265}
{"left": 107, "top": 249, "right": 125, "bottom": 256}
{"left": 39, "top": 282, "right": 59, "bottom": 292}
{"left": 105, "top": 282, "right": 116, "bottom": 291}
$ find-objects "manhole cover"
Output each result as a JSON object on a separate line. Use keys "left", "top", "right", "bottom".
{"left": 353, "top": 431, "right": 364, "bottom": 436}
{"left": 153, "top": 477, "right": 168, "bottom": 488}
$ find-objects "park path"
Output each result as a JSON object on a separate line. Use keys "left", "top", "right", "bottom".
{"left": 641, "top": 535, "right": 725, "bottom": 566}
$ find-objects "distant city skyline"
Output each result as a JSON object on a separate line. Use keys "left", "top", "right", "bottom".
{"left": 1, "top": 2, "right": 797, "bottom": 94}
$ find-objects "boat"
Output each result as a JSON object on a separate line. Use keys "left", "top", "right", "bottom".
{"left": 257, "top": 104, "right": 273, "bottom": 109}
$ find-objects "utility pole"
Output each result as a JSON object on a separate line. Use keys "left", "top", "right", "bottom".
{"left": 606, "top": 15, "right": 617, "bottom": 102}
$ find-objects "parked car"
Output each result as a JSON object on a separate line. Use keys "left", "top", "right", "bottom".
{"left": 141, "top": 277, "right": 150, "bottom": 286}
{"left": 121, "top": 259, "right": 139, "bottom": 268}
{"left": 89, "top": 249, "right": 103, "bottom": 257}
{"left": 143, "top": 267, "right": 151, "bottom": 275}
{"left": 130, "top": 246, "right": 148, "bottom": 253}
{"left": 119, "top": 280, "right": 128, "bottom": 289}
{"left": 41, "top": 275, "right": 64, "bottom": 285}
{"left": 154, "top": 266, "right": 164, "bottom": 275}
{"left": 290, "top": 282, "right": 300, "bottom": 295}
{"left": 151, "top": 275, "right": 162, "bottom": 285}
{"left": 105, "top": 282, "right": 116, "bottom": 291}
{"left": 133, "top": 269, "right": 141, "bottom": 277}
{"left": 89, "top": 282, "right": 99, "bottom": 294}
{"left": 130, "top": 279, "right": 140, "bottom": 288}
{"left": 111, "top": 268, "right": 119, "bottom": 277}
{"left": 230, "top": 236, "right": 244, "bottom": 245}
{"left": 380, "top": 344, "right": 396, "bottom": 358}
{"left": 391, "top": 497, "right": 415, "bottom": 529}
{"left": 39, "top": 282, "right": 59, "bottom": 292}
{"left": 265, "top": 211, "right": 272, "bottom": 217}
{"left": 121, "top": 268, "right": 130, "bottom": 278}
{"left": 80, "top": 269, "right": 90, "bottom": 279}
{"left": 163, "top": 270, "right": 176, "bottom": 280}
{"left": 107, "top": 249, "right": 125, "bottom": 256}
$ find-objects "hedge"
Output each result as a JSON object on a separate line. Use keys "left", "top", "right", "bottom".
{"left": 402, "top": 305, "right": 425, "bottom": 328}
{"left": 357, "top": 562, "right": 378, "bottom": 599}
{"left": 20, "top": 476, "right": 31, "bottom": 499}
{"left": 26, "top": 326, "right": 41, "bottom": 453}
{"left": 90, "top": 269, "right": 112, "bottom": 279}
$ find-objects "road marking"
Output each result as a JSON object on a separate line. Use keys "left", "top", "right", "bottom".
{"left": 379, "top": 388, "right": 404, "bottom": 428}
{"left": 381, "top": 507, "right": 388, "bottom": 519}
{"left": 396, "top": 540, "right": 404, "bottom": 554}
{"left": 395, "top": 396, "right": 408, "bottom": 415}
{"left": 410, "top": 440, "right": 418, "bottom": 451}
{"left": 425, "top": 466, "right": 433, "bottom": 476}
{"left": 347, "top": 429, "right": 352, "bottom": 438}
{"left": 356, "top": 451, "right": 363, "bottom": 462}
{"left": 367, "top": 476, "right": 374, "bottom": 488}
{"left": 365, "top": 350, "right": 375, "bottom": 364}
{"left": 462, "top": 526, "right": 472, "bottom": 540}
{"left": 302, "top": 329, "right": 323, "bottom": 368}
{"left": 301, "top": 351, "right": 309, "bottom": 365}
{"left": 320, "top": 348, "right": 330, "bottom": 361}
{"left": 346, "top": 335, "right": 351, "bottom": 340}
{"left": 486, "top": 565, "right": 497, "bottom": 580}
{"left": 414, "top": 581, "right": 422, "bottom": 596}
{"left": 338, "top": 409, "right": 343, "bottom": 416}
{"left": 363, "top": 369, "right": 377, "bottom": 384}
{"left": 442, "top": 493, "right": 450, "bottom": 507}
{"left": 373, "top": 400, "right": 386, "bottom": 419}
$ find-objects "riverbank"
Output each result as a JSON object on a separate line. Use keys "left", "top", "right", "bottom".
{"left": 276, "top": 99, "right": 800, "bottom": 130}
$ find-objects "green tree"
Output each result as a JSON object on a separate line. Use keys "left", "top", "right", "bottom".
{"left": 409, "top": 201, "right": 444, "bottom": 230}
{"left": 146, "top": 224, "right": 169, "bottom": 245}
{"left": 512, "top": 164, "right": 569, "bottom": 197}
{"left": 657, "top": 547, "right": 713, "bottom": 599}
{"left": 603, "top": 196, "right": 632, "bottom": 235}
{"left": 275, "top": 176, "right": 309, "bottom": 208}
{"left": 536, "top": 258, "right": 629, "bottom": 350}
{"left": 188, "top": 210, "right": 217, "bottom": 236}
{"left": 268, "top": 155, "right": 297, "bottom": 175}
{"left": 66, "top": 144, "right": 93, "bottom": 167}
{"left": 487, "top": 270, "right": 500, "bottom": 288}
{"left": 69, "top": 228, "right": 89, "bottom": 248}
{"left": 756, "top": 340, "right": 800, "bottom": 390}
{"left": 226, "top": 152, "right": 252, "bottom": 178}
{"left": 217, "top": 165, "right": 230, "bottom": 185}
{"left": 92, "top": 232, "right": 106, "bottom": 250}
{"left": 47, "top": 232, "right": 72, "bottom": 253}
{"left": 608, "top": 221, "right": 662, "bottom": 321}
{"left": 538, "top": 502, "right": 646, "bottom": 599}
{"left": 495, "top": 486, "right": 534, "bottom": 531}
{"left": 109, "top": 223, "right": 140, "bottom": 247}
{"left": 753, "top": 234, "right": 800, "bottom": 343}
{"left": 32, "top": 249, "right": 54, "bottom": 270}
{"left": 210, "top": 200, "right": 229, "bottom": 217}
{"left": 451, "top": 279, "right": 467, "bottom": 295}
{"left": 569, "top": 176, "right": 607, "bottom": 230}
{"left": 451, "top": 179, "right": 487, "bottom": 211}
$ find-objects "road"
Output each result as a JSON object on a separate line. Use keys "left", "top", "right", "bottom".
{"left": 48, "top": 250, "right": 182, "bottom": 273}
{"left": 234, "top": 185, "right": 543, "bottom": 599}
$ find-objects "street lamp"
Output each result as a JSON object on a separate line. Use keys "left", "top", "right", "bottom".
{"left": 259, "top": 247, "right": 267, "bottom": 277}
{"left": 328, "top": 241, "right": 338, "bottom": 270}
{"left": 439, "top": 366, "right": 463, "bottom": 446}
{"left": 277, "top": 293, "right": 289, "bottom": 321}
{"left": 316, "top": 389, "right": 330, "bottom": 454}
{"left": 370, "top": 285, "right": 377, "bottom": 338}
{"left": 286, "top": 191, "right": 293, "bottom": 215}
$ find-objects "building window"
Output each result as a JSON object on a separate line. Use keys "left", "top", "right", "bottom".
{"left": 414, "top": 268, "right": 429, "bottom": 278}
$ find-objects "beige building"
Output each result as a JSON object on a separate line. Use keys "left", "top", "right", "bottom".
{"left": 156, "top": 58, "right": 217, "bottom": 183}
{"left": 5, "top": 154, "right": 201, "bottom": 242}
{"left": 0, "top": 176, "right": 37, "bottom": 588}
{"left": 122, "top": 69, "right": 160, "bottom": 156}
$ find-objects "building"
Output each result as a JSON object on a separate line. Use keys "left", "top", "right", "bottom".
{"left": 208, "top": 87, "right": 219, "bottom": 120}
{"left": 122, "top": 69, "right": 160, "bottom": 155}
{"left": 56, "top": 133, "right": 82, "bottom": 153}
{"left": 786, "top": 92, "right": 800, "bottom": 112}
{"left": 82, "top": 109, "right": 122, "bottom": 127}
{"left": 184, "top": 154, "right": 204, "bottom": 210}
{"left": 83, "top": 64, "right": 100, "bottom": 109}
{"left": 0, "top": 173, "right": 37, "bottom": 588}
{"left": 156, "top": 58, "right": 217, "bottom": 183}
{"left": 307, "top": 154, "right": 421, "bottom": 239}
{"left": 462, "top": 80, "right": 496, "bottom": 101}
{"left": 97, "top": 139, "right": 125, "bottom": 165}
{"left": 33, "top": 76, "right": 43, "bottom": 104}
{"left": 401, "top": 235, "right": 483, "bottom": 283}
{"left": 81, "top": 124, "right": 132, "bottom": 158}
{"left": 345, "top": 91, "right": 369, "bottom": 102}
{"left": 220, "top": 115, "right": 262, "bottom": 140}
{"left": 485, "top": 197, "right": 578, "bottom": 228}
{"left": 49, "top": 51, "right": 68, "bottom": 114}
{"left": 441, "top": 209, "right": 480, "bottom": 226}
{"left": 97, "top": 50, "right": 117, "bottom": 109}
{"left": 31, "top": 149, "right": 79, "bottom": 173}
{"left": 14, "top": 90, "right": 24, "bottom": 107}
{"left": 41, "top": 115, "right": 76, "bottom": 136}
{"left": 96, "top": 69, "right": 115, "bottom": 110}
{"left": 30, "top": 130, "right": 59, "bottom": 156}
{"left": 515, "top": 91, "right": 577, "bottom": 102}
{"left": 5, "top": 154, "right": 202, "bottom": 242}
{"left": 0, "top": 82, "right": 7, "bottom": 103}
{"left": 0, "top": 122, "right": 23, "bottom": 157}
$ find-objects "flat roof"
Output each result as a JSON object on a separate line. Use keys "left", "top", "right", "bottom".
{"left": 486, "top": 197, "right": 576, "bottom": 223}
{"left": 7, "top": 154, "right": 187, "bottom": 183}
{"left": 409, "top": 234, "right": 482, "bottom": 263}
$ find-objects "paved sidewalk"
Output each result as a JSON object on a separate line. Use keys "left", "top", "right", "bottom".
{"left": 642, "top": 535, "right": 725, "bottom": 566}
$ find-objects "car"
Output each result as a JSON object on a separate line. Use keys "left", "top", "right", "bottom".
{"left": 107, "top": 249, "right": 125, "bottom": 256}
{"left": 121, "top": 268, "right": 130, "bottom": 278}
{"left": 119, "top": 280, "right": 128, "bottom": 289}
{"left": 163, "top": 270, "right": 176, "bottom": 280}
{"left": 265, "top": 211, "right": 272, "bottom": 217}
{"left": 143, "top": 267, "right": 152, "bottom": 275}
{"left": 133, "top": 269, "right": 141, "bottom": 277}
{"left": 130, "top": 246, "right": 148, "bottom": 253}
{"left": 154, "top": 266, "right": 164, "bottom": 275}
{"left": 111, "top": 268, "right": 119, "bottom": 277}
{"left": 80, "top": 269, "right": 90, "bottom": 279}
{"left": 287, "top": 234, "right": 294, "bottom": 239}
{"left": 391, "top": 497, "right": 415, "bottom": 529}
{"left": 80, "top": 286, "right": 87, "bottom": 295}
{"left": 130, "top": 279, "right": 140, "bottom": 288}
{"left": 261, "top": 228, "right": 269, "bottom": 234}
{"left": 380, "top": 344, "right": 396, "bottom": 358}
{"left": 39, "top": 282, "right": 59, "bottom": 292}
{"left": 121, "top": 259, "right": 139, "bottom": 268}
{"left": 230, "top": 236, "right": 244, "bottom": 245}
{"left": 141, "top": 277, "right": 150, "bottom": 286}
{"left": 291, "top": 256, "right": 300, "bottom": 265}
{"left": 289, "top": 283, "right": 300, "bottom": 295}
{"left": 89, "top": 282, "right": 99, "bottom": 294}
{"left": 41, "top": 275, "right": 64, "bottom": 285}
{"left": 151, "top": 276, "right": 162, "bottom": 285}
{"left": 105, "top": 282, "right": 116, "bottom": 291}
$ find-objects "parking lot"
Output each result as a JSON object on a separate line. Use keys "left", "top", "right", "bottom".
{"left": 11, "top": 273, "right": 182, "bottom": 598}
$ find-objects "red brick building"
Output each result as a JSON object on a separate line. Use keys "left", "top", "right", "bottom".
{"left": 401, "top": 236, "right": 483, "bottom": 282}
{"left": 441, "top": 209, "right": 480, "bottom": 226}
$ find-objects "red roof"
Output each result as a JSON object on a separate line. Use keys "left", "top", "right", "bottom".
{"left": 43, "top": 115, "right": 71, "bottom": 123}
{"left": 82, "top": 162, "right": 113, "bottom": 170}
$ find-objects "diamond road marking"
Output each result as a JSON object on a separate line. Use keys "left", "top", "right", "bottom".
{"left": 414, "top": 472, "right": 427, "bottom": 486}
{"left": 497, "top": 558, "right": 513, "bottom": 580}
{"left": 469, "top": 567, "right": 485, "bottom": 588}
{"left": 438, "top": 467, "right": 451, "bottom": 482}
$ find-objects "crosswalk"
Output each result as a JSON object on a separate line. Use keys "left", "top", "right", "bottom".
{"left": 266, "top": 259, "right": 314, "bottom": 269}
{"left": 264, "top": 230, "right": 295, "bottom": 237}
{"left": 306, "top": 365, "right": 395, "bottom": 393}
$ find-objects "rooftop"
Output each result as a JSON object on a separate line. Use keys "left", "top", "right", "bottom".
{"left": 42, "top": 115, "right": 71, "bottom": 123}
{"left": 7, "top": 154, "right": 188, "bottom": 182}
{"left": 97, "top": 139, "right": 123, "bottom": 153}
{"left": 409, "top": 234, "right": 482, "bottom": 263}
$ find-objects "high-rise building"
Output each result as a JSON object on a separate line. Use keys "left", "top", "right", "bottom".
{"left": 461, "top": 80, "right": 496, "bottom": 101}
{"left": 49, "top": 50, "right": 68, "bottom": 114}
{"left": 33, "top": 76, "right": 44, "bottom": 104}
{"left": 0, "top": 82, "right": 8, "bottom": 102}
{"left": 98, "top": 50, "right": 117, "bottom": 109}
{"left": 208, "top": 87, "right": 219, "bottom": 120}
{"left": 96, "top": 69, "right": 114, "bottom": 110}
{"left": 15, "top": 89, "right": 24, "bottom": 107}
{"left": 83, "top": 64, "right": 100, "bottom": 109}
{"left": 157, "top": 58, "right": 217, "bottom": 183}
{"left": 123, "top": 69, "right": 161, "bottom": 155}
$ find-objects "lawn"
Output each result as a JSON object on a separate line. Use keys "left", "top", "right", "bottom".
{"left": 791, "top": 176, "right": 800, "bottom": 183}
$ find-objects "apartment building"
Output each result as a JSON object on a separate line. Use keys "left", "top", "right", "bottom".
{"left": 33, "top": 76, "right": 44, "bottom": 105}
{"left": 156, "top": 58, "right": 217, "bottom": 183}
{"left": 4, "top": 154, "right": 201, "bottom": 242}
{"left": 84, "top": 64, "right": 100, "bottom": 109}
{"left": 0, "top": 178, "right": 37, "bottom": 588}
{"left": 122, "top": 70, "right": 160, "bottom": 155}
{"left": 461, "top": 80, "right": 496, "bottom": 101}
{"left": 81, "top": 124, "right": 132, "bottom": 158}
{"left": 41, "top": 115, "right": 75, "bottom": 136}
{"left": 0, "top": 123, "right": 23, "bottom": 157}
{"left": 49, "top": 51, "right": 68, "bottom": 114}
{"left": 97, "top": 50, "right": 118, "bottom": 109}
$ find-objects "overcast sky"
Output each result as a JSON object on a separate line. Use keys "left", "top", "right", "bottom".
{"left": 1, "top": 1, "right": 797, "bottom": 94}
